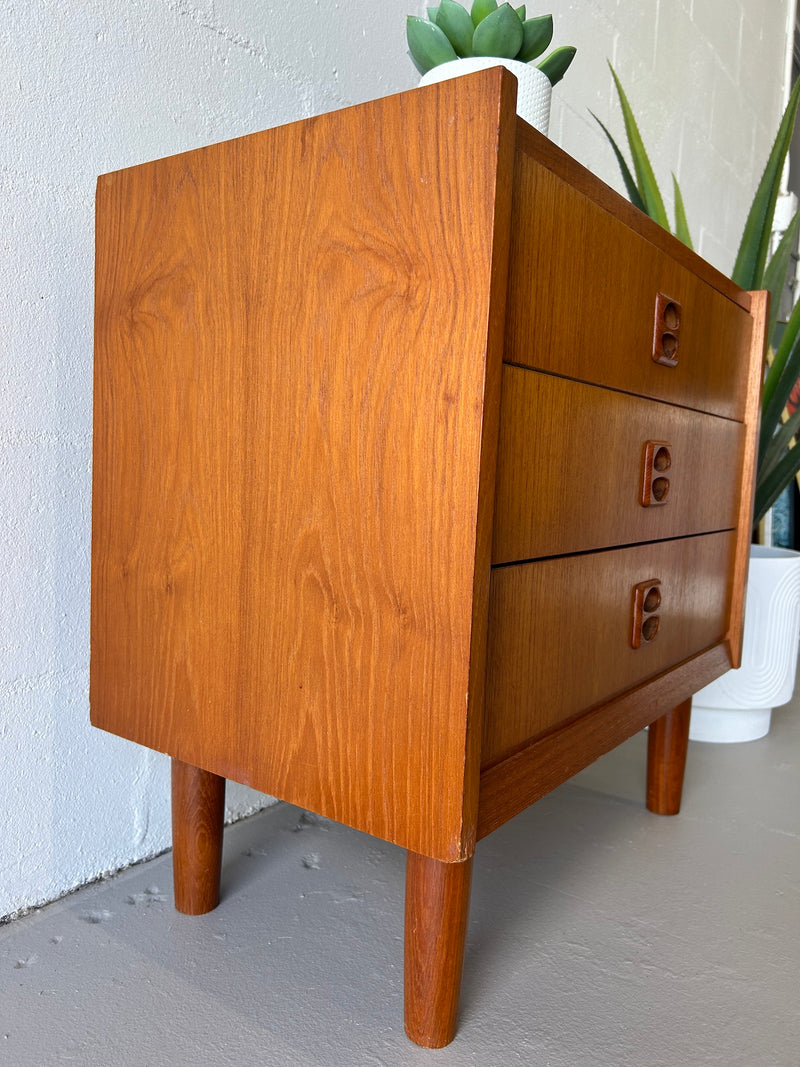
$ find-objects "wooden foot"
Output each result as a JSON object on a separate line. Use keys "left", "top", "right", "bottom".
{"left": 646, "top": 699, "right": 692, "bottom": 815}
{"left": 171, "top": 758, "right": 226, "bottom": 914}
{"left": 404, "top": 851, "right": 473, "bottom": 1048}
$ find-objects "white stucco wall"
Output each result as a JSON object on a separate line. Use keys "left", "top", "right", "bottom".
{"left": 552, "top": 0, "right": 795, "bottom": 271}
{"left": 0, "top": 0, "right": 792, "bottom": 919}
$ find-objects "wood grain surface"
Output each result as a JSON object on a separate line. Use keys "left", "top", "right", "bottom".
{"left": 91, "top": 69, "right": 518, "bottom": 862}
{"left": 477, "top": 643, "right": 732, "bottom": 838}
{"left": 482, "top": 531, "right": 737, "bottom": 765}
{"left": 504, "top": 143, "right": 754, "bottom": 420}
{"left": 646, "top": 699, "right": 692, "bottom": 815}
{"left": 493, "top": 365, "right": 744, "bottom": 563}
{"left": 513, "top": 121, "right": 752, "bottom": 312}
{"left": 404, "top": 852, "right": 473, "bottom": 1048}
{"left": 171, "top": 759, "right": 225, "bottom": 914}
{"left": 92, "top": 69, "right": 766, "bottom": 867}
{"left": 727, "top": 289, "right": 769, "bottom": 666}
{"left": 91, "top": 72, "right": 769, "bottom": 1053}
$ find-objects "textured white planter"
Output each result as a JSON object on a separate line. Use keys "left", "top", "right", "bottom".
{"left": 419, "top": 58, "right": 551, "bottom": 134}
{"left": 691, "top": 546, "right": 800, "bottom": 742}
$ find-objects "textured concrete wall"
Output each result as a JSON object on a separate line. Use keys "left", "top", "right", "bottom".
{"left": 0, "top": 0, "right": 791, "bottom": 918}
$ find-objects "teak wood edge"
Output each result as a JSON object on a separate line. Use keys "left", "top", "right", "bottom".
{"left": 477, "top": 643, "right": 731, "bottom": 839}
{"left": 453, "top": 68, "right": 519, "bottom": 860}
{"left": 727, "top": 289, "right": 769, "bottom": 666}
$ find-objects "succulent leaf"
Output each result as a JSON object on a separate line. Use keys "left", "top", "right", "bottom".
{"left": 518, "top": 14, "right": 553, "bottom": 62}
{"left": 591, "top": 111, "right": 646, "bottom": 213}
{"left": 471, "top": 0, "right": 499, "bottom": 28}
{"left": 406, "top": 15, "right": 459, "bottom": 72}
{"left": 763, "top": 210, "right": 800, "bottom": 345}
{"left": 472, "top": 3, "right": 524, "bottom": 59}
{"left": 436, "top": 0, "right": 475, "bottom": 56}
{"left": 755, "top": 408, "right": 800, "bottom": 523}
{"left": 759, "top": 445, "right": 800, "bottom": 521}
{"left": 516, "top": 4, "right": 526, "bottom": 19}
{"left": 732, "top": 76, "right": 800, "bottom": 291}
{"left": 537, "top": 44, "right": 576, "bottom": 86}
{"left": 758, "top": 403, "right": 800, "bottom": 497}
{"left": 755, "top": 443, "right": 800, "bottom": 523}
{"left": 607, "top": 63, "right": 669, "bottom": 229}
{"left": 761, "top": 291, "right": 800, "bottom": 460}
{"left": 671, "top": 174, "right": 693, "bottom": 250}
{"left": 427, "top": 6, "right": 440, "bottom": 20}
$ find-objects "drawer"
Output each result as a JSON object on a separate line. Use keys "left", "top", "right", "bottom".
{"left": 492, "top": 365, "right": 744, "bottom": 564}
{"left": 504, "top": 149, "right": 753, "bottom": 420}
{"left": 482, "top": 530, "right": 736, "bottom": 766}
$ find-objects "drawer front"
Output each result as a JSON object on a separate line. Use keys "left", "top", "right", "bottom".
{"left": 493, "top": 366, "right": 744, "bottom": 564}
{"left": 504, "top": 151, "right": 753, "bottom": 420}
{"left": 482, "top": 531, "right": 736, "bottom": 766}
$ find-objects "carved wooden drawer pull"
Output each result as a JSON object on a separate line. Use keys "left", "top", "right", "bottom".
{"left": 641, "top": 441, "right": 672, "bottom": 506}
{"left": 632, "top": 579, "right": 662, "bottom": 648}
{"left": 653, "top": 292, "right": 682, "bottom": 367}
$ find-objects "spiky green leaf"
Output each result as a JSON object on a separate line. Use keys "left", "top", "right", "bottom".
{"left": 607, "top": 63, "right": 669, "bottom": 230}
{"left": 537, "top": 45, "right": 576, "bottom": 86}
{"left": 672, "top": 174, "right": 693, "bottom": 249}
{"left": 471, "top": 0, "right": 497, "bottom": 26}
{"left": 406, "top": 15, "right": 458, "bottom": 72}
{"left": 516, "top": 5, "right": 526, "bottom": 19}
{"left": 759, "top": 404, "right": 800, "bottom": 488}
{"left": 732, "top": 76, "right": 800, "bottom": 290}
{"left": 435, "top": 0, "right": 475, "bottom": 56}
{"left": 760, "top": 295, "right": 800, "bottom": 461}
{"left": 518, "top": 14, "right": 553, "bottom": 62}
{"left": 754, "top": 436, "right": 800, "bottom": 524}
{"left": 762, "top": 209, "right": 800, "bottom": 345}
{"left": 427, "top": 6, "right": 440, "bottom": 21}
{"left": 472, "top": 2, "right": 524, "bottom": 58}
{"left": 591, "top": 111, "right": 646, "bottom": 213}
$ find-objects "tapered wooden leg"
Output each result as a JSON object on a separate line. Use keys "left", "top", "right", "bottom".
{"left": 171, "top": 758, "right": 226, "bottom": 914}
{"left": 404, "top": 851, "right": 473, "bottom": 1048}
{"left": 647, "top": 699, "right": 692, "bottom": 815}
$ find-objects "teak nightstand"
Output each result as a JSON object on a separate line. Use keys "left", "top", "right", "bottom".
{"left": 91, "top": 69, "right": 767, "bottom": 1048}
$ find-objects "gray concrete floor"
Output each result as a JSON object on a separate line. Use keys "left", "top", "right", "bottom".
{"left": 3, "top": 700, "right": 799, "bottom": 1067}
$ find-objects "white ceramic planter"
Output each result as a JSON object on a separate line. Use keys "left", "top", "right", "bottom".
{"left": 691, "top": 546, "right": 800, "bottom": 742}
{"left": 419, "top": 58, "right": 551, "bottom": 135}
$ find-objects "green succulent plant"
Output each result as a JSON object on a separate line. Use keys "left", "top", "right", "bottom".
{"left": 595, "top": 63, "right": 800, "bottom": 530}
{"left": 407, "top": 1, "right": 576, "bottom": 86}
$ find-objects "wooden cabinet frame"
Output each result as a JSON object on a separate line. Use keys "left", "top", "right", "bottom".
{"left": 91, "top": 70, "right": 766, "bottom": 1047}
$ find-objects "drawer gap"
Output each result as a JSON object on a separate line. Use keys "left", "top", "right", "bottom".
{"left": 500, "top": 361, "right": 746, "bottom": 425}
{"left": 490, "top": 527, "right": 737, "bottom": 570}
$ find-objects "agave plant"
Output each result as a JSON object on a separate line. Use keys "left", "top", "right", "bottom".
{"left": 407, "top": 1, "right": 576, "bottom": 86}
{"left": 595, "top": 63, "right": 800, "bottom": 530}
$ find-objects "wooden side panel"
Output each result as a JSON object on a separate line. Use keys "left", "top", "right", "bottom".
{"left": 483, "top": 531, "right": 736, "bottom": 766}
{"left": 493, "top": 366, "right": 744, "bottom": 563}
{"left": 91, "top": 71, "right": 518, "bottom": 861}
{"left": 727, "top": 290, "right": 768, "bottom": 666}
{"left": 504, "top": 146, "right": 754, "bottom": 420}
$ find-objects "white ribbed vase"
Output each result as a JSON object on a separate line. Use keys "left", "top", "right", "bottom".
{"left": 691, "top": 546, "right": 800, "bottom": 742}
{"left": 419, "top": 58, "right": 551, "bottom": 134}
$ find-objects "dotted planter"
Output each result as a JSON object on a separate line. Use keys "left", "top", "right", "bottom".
{"left": 691, "top": 546, "right": 800, "bottom": 742}
{"left": 419, "top": 58, "right": 551, "bottom": 135}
